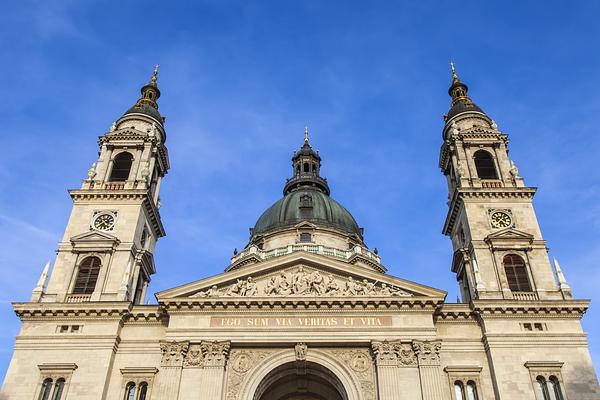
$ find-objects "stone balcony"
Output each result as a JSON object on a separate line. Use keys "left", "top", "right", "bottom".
{"left": 228, "top": 243, "right": 384, "bottom": 272}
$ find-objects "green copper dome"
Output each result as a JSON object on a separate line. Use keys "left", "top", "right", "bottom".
{"left": 252, "top": 133, "right": 363, "bottom": 241}
{"left": 252, "top": 187, "right": 363, "bottom": 239}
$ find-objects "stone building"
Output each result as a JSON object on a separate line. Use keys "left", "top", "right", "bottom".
{"left": 1, "top": 65, "right": 599, "bottom": 400}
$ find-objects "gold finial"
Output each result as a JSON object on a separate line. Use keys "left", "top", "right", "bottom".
{"left": 450, "top": 61, "right": 459, "bottom": 82}
{"left": 150, "top": 64, "right": 159, "bottom": 84}
{"left": 304, "top": 126, "right": 309, "bottom": 143}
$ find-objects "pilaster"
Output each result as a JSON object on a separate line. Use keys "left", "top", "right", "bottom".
{"left": 179, "top": 340, "right": 230, "bottom": 400}
{"left": 371, "top": 340, "right": 419, "bottom": 400}
{"left": 155, "top": 340, "right": 189, "bottom": 400}
{"left": 413, "top": 340, "right": 448, "bottom": 400}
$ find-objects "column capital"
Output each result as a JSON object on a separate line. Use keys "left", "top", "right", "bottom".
{"left": 200, "top": 340, "right": 231, "bottom": 368}
{"left": 160, "top": 340, "right": 190, "bottom": 367}
{"left": 412, "top": 340, "right": 442, "bottom": 366}
{"left": 371, "top": 340, "right": 417, "bottom": 367}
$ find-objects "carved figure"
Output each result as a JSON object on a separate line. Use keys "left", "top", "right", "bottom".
{"left": 295, "top": 343, "right": 307, "bottom": 361}
{"left": 109, "top": 122, "right": 117, "bottom": 132}
{"left": 278, "top": 272, "right": 292, "bottom": 295}
{"left": 293, "top": 267, "right": 309, "bottom": 294}
{"left": 245, "top": 277, "right": 258, "bottom": 296}
{"left": 509, "top": 160, "right": 520, "bottom": 178}
{"left": 325, "top": 274, "right": 340, "bottom": 295}
{"left": 310, "top": 270, "right": 325, "bottom": 294}
{"left": 86, "top": 163, "right": 97, "bottom": 180}
{"left": 264, "top": 275, "right": 279, "bottom": 295}
{"left": 380, "top": 283, "right": 392, "bottom": 295}
{"left": 344, "top": 276, "right": 359, "bottom": 295}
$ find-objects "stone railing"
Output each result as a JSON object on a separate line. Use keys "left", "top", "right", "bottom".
{"left": 231, "top": 243, "right": 381, "bottom": 266}
{"left": 65, "top": 294, "right": 92, "bottom": 303}
{"left": 481, "top": 180, "right": 503, "bottom": 188}
{"left": 512, "top": 291, "right": 539, "bottom": 301}
{"left": 103, "top": 182, "right": 126, "bottom": 190}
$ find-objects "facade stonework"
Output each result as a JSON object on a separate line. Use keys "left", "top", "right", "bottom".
{"left": 1, "top": 67, "right": 599, "bottom": 400}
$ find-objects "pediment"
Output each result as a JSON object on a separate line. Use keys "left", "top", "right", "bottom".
{"left": 485, "top": 228, "right": 534, "bottom": 243}
{"left": 70, "top": 230, "right": 120, "bottom": 251}
{"left": 156, "top": 252, "right": 446, "bottom": 301}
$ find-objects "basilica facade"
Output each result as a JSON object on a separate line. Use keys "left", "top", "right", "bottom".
{"left": 1, "top": 66, "right": 599, "bottom": 400}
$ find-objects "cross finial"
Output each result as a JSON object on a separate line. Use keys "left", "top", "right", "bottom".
{"left": 304, "top": 126, "right": 309, "bottom": 143}
{"left": 450, "top": 61, "right": 459, "bottom": 81}
{"left": 151, "top": 64, "right": 159, "bottom": 84}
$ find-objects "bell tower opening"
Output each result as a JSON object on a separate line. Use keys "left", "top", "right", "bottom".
{"left": 253, "top": 361, "right": 348, "bottom": 400}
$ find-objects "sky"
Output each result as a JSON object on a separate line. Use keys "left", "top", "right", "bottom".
{"left": 1, "top": 0, "right": 600, "bottom": 383}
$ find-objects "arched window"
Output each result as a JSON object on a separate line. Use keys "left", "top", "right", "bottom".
{"left": 125, "top": 382, "right": 136, "bottom": 400}
{"left": 73, "top": 256, "right": 102, "bottom": 294}
{"left": 52, "top": 378, "right": 65, "bottom": 400}
{"left": 503, "top": 254, "right": 532, "bottom": 292}
{"left": 138, "top": 382, "right": 148, "bottom": 400}
{"left": 549, "top": 376, "right": 564, "bottom": 400}
{"left": 466, "top": 381, "right": 479, "bottom": 400}
{"left": 109, "top": 152, "right": 134, "bottom": 182}
{"left": 38, "top": 378, "right": 53, "bottom": 400}
{"left": 454, "top": 381, "right": 465, "bottom": 400}
{"left": 473, "top": 150, "right": 498, "bottom": 179}
{"left": 536, "top": 376, "right": 551, "bottom": 400}
{"left": 303, "top": 162, "right": 310, "bottom": 173}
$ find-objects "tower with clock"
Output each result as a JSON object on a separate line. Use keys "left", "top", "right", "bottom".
{"left": 438, "top": 64, "right": 571, "bottom": 302}
{"left": 30, "top": 66, "right": 170, "bottom": 305}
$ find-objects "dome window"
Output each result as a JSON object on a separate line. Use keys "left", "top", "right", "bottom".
{"left": 299, "top": 194, "right": 313, "bottom": 209}
{"left": 299, "top": 232, "right": 312, "bottom": 242}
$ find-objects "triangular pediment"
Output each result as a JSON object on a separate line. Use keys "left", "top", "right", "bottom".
{"left": 156, "top": 252, "right": 446, "bottom": 301}
{"left": 485, "top": 228, "right": 534, "bottom": 242}
{"left": 70, "top": 230, "right": 120, "bottom": 243}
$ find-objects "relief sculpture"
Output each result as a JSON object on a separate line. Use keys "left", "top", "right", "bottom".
{"left": 191, "top": 267, "right": 411, "bottom": 298}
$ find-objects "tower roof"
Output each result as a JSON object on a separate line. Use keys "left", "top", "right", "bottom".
{"left": 445, "top": 63, "right": 484, "bottom": 120}
{"left": 122, "top": 65, "right": 164, "bottom": 123}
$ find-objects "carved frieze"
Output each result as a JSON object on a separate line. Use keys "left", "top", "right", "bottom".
{"left": 190, "top": 266, "right": 411, "bottom": 298}
{"left": 412, "top": 340, "right": 442, "bottom": 366}
{"left": 371, "top": 340, "right": 417, "bottom": 367}
{"left": 160, "top": 340, "right": 189, "bottom": 367}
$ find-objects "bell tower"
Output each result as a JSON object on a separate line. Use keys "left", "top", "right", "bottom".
{"left": 31, "top": 66, "right": 170, "bottom": 304}
{"left": 438, "top": 64, "right": 571, "bottom": 302}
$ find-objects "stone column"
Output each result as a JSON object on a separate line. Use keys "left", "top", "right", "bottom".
{"left": 155, "top": 340, "right": 189, "bottom": 400}
{"left": 371, "top": 340, "right": 419, "bottom": 400}
{"left": 412, "top": 340, "right": 448, "bottom": 400}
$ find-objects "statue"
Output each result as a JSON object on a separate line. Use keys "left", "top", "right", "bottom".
{"left": 149, "top": 122, "right": 158, "bottom": 137}
{"left": 344, "top": 276, "right": 359, "bottom": 295}
{"left": 293, "top": 267, "right": 309, "bottom": 295}
{"left": 86, "top": 163, "right": 97, "bottom": 180}
{"left": 264, "top": 275, "right": 279, "bottom": 295}
{"left": 456, "top": 160, "right": 465, "bottom": 178}
{"left": 310, "top": 270, "right": 325, "bottom": 294}
{"left": 109, "top": 122, "right": 117, "bottom": 132}
{"left": 278, "top": 272, "right": 292, "bottom": 295}
{"left": 140, "top": 162, "right": 150, "bottom": 184}
{"left": 509, "top": 160, "right": 520, "bottom": 178}
{"left": 491, "top": 120, "right": 498, "bottom": 130}
{"left": 324, "top": 274, "right": 340, "bottom": 295}
{"left": 380, "top": 283, "right": 392, "bottom": 295}
{"left": 450, "top": 120, "right": 459, "bottom": 137}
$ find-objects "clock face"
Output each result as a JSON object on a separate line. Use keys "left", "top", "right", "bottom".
{"left": 93, "top": 213, "right": 115, "bottom": 231}
{"left": 490, "top": 211, "right": 512, "bottom": 228}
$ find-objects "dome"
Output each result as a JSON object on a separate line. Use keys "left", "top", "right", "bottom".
{"left": 252, "top": 187, "right": 362, "bottom": 239}
{"left": 123, "top": 102, "right": 163, "bottom": 122}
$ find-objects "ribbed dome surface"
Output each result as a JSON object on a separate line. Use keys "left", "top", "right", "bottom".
{"left": 253, "top": 188, "right": 362, "bottom": 239}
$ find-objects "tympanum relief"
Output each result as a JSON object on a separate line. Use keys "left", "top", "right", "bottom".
{"left": 190, "top": 266, "right": 411, "bottom": 298}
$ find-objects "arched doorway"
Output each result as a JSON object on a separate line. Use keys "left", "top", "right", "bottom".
{"left": 253, "top": 361, "right": 348, "bottom": 400}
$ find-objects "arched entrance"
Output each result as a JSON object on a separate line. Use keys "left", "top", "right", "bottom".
{"left": 253, "top": 361, "right": 348, "bottom": 400}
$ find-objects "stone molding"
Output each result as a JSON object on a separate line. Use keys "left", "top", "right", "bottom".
{"left": 371, "top": 340, "right": 417, "bottom": 367}
{"left": 160, "top": 340, "right": 189, "bottom": 367}
{"left": 412, "top": 340, "right": 442, "bottom": 366}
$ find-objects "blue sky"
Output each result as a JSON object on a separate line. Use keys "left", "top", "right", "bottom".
{"left": 1, "top": 0, "right": 600, "bottom": 382}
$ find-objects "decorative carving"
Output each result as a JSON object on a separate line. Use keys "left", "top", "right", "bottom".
{"left": 509, "top": 160, "right": 520, "bottom": 178}
{"left": 295, "top": 343, "right": 307, "bottom": 361}
{"left": 371, "top": 340, "right": 417, "bottom": 367}
{"left": 200, "top": 340, "right": 231, "bottom": 367}
{"left": 86, "top": 163, "right": 97, "bottom": 180}
{"left": 329, "top": 348, "right": 376, "bottom": 400}
{"left": 183, "top": 345, "right": 204, "bottom": 368}
{"left": 160, "top": 340, "right": 189, "bottom": 367}
{"left": 412, "top": 340, "right": 442, "bottom": 366}
{"left": 225, "top": 349, "right": 274, "bottom": 400}
{"left": 191, "top": 267, "right": 412, "bottom": 298}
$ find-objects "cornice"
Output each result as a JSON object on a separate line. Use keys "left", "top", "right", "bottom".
{"left": 13, "top": 301, "right": 132, "bottom": 320}
{"left": 159, "top": 296, "right": 445, "bottom": 313}
{"left": 472, "top": 299, "right": 589, "bottom": 319}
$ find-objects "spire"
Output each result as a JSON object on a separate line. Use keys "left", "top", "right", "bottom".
{"left": 284, "top": 128, "right": 330, "bottom": 196}
{"left": 553, "top": 258, "right": 573, "bottom": 299}
{"left": 31, "top": 261, "right": 51, "bottom": 302}
{"left": 445, "top": 62, "right": 484, "bottom": 121}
